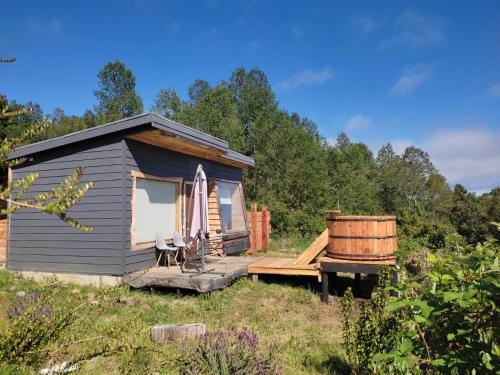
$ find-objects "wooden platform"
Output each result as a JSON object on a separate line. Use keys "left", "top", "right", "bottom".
{"left": 318, "top": 256, "right": 398, "bottom": 303}
{"left": 318, "top": 256, "right": 396, "bottom": 273}
{"left": 124, "top": 256, "right": 258, "bottom": 293}
{"left": 247, "top": 257, "right": 320, "bottom": 279}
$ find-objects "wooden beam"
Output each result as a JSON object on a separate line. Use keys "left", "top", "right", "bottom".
{"left": 294, "top": 229, "right": 329, "bottom": 265}
{"left": 127, "top": 131, "right": 249, "bottom": 168}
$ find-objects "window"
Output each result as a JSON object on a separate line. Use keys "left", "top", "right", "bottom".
{"left": 215, "top": 180, "right": 247, "bottom": 233}
{"left": 131, "top": 171, "right": 182, "bottom": 250}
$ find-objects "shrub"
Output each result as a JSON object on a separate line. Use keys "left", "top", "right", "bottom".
{"left": 342, "top": 225, "right": 500, "bottom": 374}
{"left": 0, "top": 286, "right": 80, "bottom": 367}
{"left": 182, "top": 328, "right": 279, "bottom": 375}
{"left": 341, "top": 268, "right": 406, "bottom": 374}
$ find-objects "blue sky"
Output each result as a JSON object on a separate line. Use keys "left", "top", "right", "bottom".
{"left": 1, "top": 0, "right": 499, "bottom": 192}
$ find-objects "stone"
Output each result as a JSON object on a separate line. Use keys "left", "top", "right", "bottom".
{"left": 86, "top": 292, "right": 95, "bottom": 301}
{"left": 151, "top": 323, "right": 206, "bottom": 343}
{"left": 118, "top": 296, "right": 135, "bottom": 307}
{"left": 90, "top": 300, "right": 99, "bottom": 305}
{"left": 8, "top": 286, "right": 16, "bottom": 292}
{"left": 16, "top": 291, "right": 26, "bottom": 297}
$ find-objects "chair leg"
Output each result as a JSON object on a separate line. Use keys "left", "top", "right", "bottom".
{"left": 173, "top": 251, "right": 179, "bottom": 267}
{"left": 167, "top": 253, "right": 171, "bottom": 268}
{"left": 156, "top": 252, "right": 162, "bottom": 268}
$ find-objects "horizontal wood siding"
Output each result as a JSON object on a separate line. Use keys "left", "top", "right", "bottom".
{"left": 7, "top": 135, "right": 126, "bottom": 275}
{"left": 123, "top": 139, "right": 243, "bottom": 271}
{"left": 223, "top": 237, "right": 251, "bottom": 255}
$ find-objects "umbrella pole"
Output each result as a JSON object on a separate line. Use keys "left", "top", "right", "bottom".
{"left": 199, "top": 172, "right": 205, "bottom": 272}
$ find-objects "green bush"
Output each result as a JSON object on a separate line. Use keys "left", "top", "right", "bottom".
{"left": 342, "top": 225, "right": 500, "bottom": 374}
{"left": 0, "top": 286, "right": 80, "bottom": 367}
{"left": 182, "top": 328, "right": 279, "bottom": 375}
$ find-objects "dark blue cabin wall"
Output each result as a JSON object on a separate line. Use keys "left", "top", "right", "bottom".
{"left": 123, "top": 139, "right": 243, "bottom": 273}
{"left": 7, "top": 135, "right": 127, "bottom": 275}
{"left": 7, "top": 134, "right": 246, "bottom": 276}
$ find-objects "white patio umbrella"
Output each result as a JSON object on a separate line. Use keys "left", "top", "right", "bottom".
{"left": 187, "top": 164, "right": 211, "bottom": 272}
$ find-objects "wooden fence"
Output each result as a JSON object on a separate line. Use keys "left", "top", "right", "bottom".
{"left": 247, "top": 203, "right": 271, "bottom": 254}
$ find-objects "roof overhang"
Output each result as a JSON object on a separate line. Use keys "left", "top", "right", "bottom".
{"left": 8, "top": 113, "right": 254, "bottom": 168}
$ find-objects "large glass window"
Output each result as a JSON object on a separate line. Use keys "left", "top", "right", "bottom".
{"left": 131, "top": 172, "right": 181, "bottom": 249}
{"left": 215, "top": 181, "right": 247, "bottom": 233}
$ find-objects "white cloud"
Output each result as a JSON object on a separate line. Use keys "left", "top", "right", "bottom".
{"left": 28, "top": 18, "right": 62, "bottom": 36}
{"left": 424, "top": 128, "right": 500, "bottom": 191}
{"left": 196, "top": 27, "right": 230, "bottom": 49}
{"left": 165, "top": 20, "right": 180, "bottom": 33}
{"left": 354, "top": 125, "right": 499, "bottom": 192}
{"left": 278, "top": 68, "right": 333, "bottom": 91}
{"left": 351, "top": 15, "right": 379, "bottom": 35}
{"left": 365, "top": 137, "right": 413, "bottom": 156}
{"left": 390, "top": 63, "right": 433, "bottom": 96}
{"left": 380, "top": 10, "right": 445, "bottom": 49}
{"left": 487, "top": 81, "right": 500, "bottom": 98}
{"left": 346, "top": 115, "right": 372, "bottom": 131}
{"left": 390, "top": 138, "right": 413, "bottom": 155}
{"left": 292, "top": 26, "right": 305, "bottom": 39}
{"left": 248, "top": 39, "right": 262, "bottom": 51}
{"left": 198, "top": 27, "right": 221, "bottom": 40}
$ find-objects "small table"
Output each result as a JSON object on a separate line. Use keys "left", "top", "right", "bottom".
{"left": 318, "top": 256, "right": 398, "bottom": 303}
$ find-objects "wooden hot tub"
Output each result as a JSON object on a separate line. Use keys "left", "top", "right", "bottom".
{"left": 325, "top": 211, "right": 397, "bottom": 261}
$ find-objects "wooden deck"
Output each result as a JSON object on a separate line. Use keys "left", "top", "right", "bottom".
{"left": 124, "top": 256, "right": 258, "bottom": 293}
{"left": 247, "top": 257, "right": 320, "bottom": 279}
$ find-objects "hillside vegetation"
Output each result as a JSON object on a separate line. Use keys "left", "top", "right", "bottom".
{"left": 1, "top": 62, "right": 498, "bottom": 374}
{"left": 2, "top": 62, "right": 499, "bottom": 248}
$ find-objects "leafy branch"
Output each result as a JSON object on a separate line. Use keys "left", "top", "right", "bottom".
{"left": 0, "top": 105, "right": 93, "bottom": 231}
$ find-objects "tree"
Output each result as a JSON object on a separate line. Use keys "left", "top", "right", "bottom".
{"left": 327, "top": 134, "right": 381, "bottom": 215}
{"left": 94, "top": 60, "right": 143, "bottom": 124}
{"left": 187, "top": 79, "right": 210, "bottom": 104}
{"left": 450, "top": 184, "right": 489, "bottom": 244}
{"left": 0, "top": 96, "right": 43, "bottom": 140}
{"left": 151, "top": 88, "right": 182, "bottom": 119}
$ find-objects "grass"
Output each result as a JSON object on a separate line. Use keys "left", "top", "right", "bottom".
{"left": 0, "top": 266, "right": 351, "bottom": 374}
{"left": 264, "top": 235, "right": 316, "bottom": 258}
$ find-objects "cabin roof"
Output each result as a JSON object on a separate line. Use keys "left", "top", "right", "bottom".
{"left": 8, "top": 113, "right": 254, "bottom": 168}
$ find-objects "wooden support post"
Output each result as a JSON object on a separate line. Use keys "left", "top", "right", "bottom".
{"left": 252, "top": 274, "right": 258, "bottom": 282}
{"left": 261, "top": 208, "right": 268, "bottom": 251}
{"left": 321, "top": 272, "right": 329, "bottom": 303}
{"left": 355, "top": 273, "right": 361, "bottom": 295}
{"left": 391, "top": 269, "right": 400, "bottom": 298}
{"left": 250, "top": 203, "right": 257, "bottom": 253}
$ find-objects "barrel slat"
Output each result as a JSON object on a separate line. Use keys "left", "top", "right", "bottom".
{"left": 326, "top": 214, "right": 397, "bottom": 261}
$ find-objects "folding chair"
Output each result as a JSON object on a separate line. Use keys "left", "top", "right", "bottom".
{"left": 155, "top": 233, "right": 179, "bottom": 268}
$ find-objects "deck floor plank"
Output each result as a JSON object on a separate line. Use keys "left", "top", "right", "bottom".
{"left": 124, "top": 256, "right": 258, "bottom": 293}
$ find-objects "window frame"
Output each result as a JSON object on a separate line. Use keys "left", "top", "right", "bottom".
{"left": 214, "top": 178, "right": 249, "bottom": 236}
{"left": 183, "top": 181, "right": 193, "bottom": 237}
{"left": 130, "top": 170, "right": 183, "bottom": 251}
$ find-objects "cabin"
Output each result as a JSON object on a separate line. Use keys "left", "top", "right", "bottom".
{"left": 2, "top": 113, "right": 254, "bottom": 277}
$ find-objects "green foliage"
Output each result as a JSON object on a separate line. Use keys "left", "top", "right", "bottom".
{"left": 342, "top": 268, "right": 404, "bottom": 374}
{"left": 0, "top": 286, "right": 80, "bottom": 367}
{"left": 0, "top": 165, "right": 93, "bottom": 231}
{"left": 4, "top": 63, "right": 500, "bottom": 241}
{"left": 450, "top": 184, "right": 491, "bottom": 244}
{"left": 342, "top": 226, "right": 500, "bottom": 374}
{"left": 94, "top": 60, "right": 143, "bottom": 124}
{"left": 0, "top": 95, "right": 43, "bottom": 141}
{"left": 328, "top": 134, "right": 381, "bottom": 215}
{"left": 182, "top": 328, "right": 279, "bottom": 375}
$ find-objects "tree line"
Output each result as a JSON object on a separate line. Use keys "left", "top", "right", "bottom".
{"left": 1, "top": 60, "right": 498, "bottom": 248}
